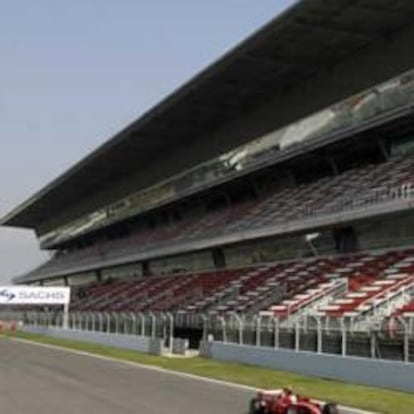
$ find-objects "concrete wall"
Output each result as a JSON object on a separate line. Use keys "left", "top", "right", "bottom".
{"left": 204, "top": 341, "right": 414, "bottom": 393}
{"left": 24, "top": 325, "right": 152, "bottom": 354}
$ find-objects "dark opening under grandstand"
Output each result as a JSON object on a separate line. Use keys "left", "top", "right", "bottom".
{"left": 3, "top": 0, "right": 414, "bottom": 360}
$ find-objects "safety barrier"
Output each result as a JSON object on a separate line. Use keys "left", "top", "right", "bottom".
{"left": 201, "top": 341, "right": 414, "bottom": 393}
{"left": 23, "top": 325, "right": 153, "bottom": 354}
{"left": 8, "top": 310, "right": 414, "bottom": 362}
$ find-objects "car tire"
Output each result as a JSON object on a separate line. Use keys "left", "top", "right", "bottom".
{"left": 322, "top": 402, "right": 339, "bottom": 414}
{"left": 249, "top": 398, "right": 263, "bottom": 414}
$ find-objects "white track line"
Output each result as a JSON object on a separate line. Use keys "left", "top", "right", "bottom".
{"left": 13, "top": 337, "right": 375, "bottom": 414}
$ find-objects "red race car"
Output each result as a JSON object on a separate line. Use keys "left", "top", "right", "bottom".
{"left": 249, "top": 388, "right": 339, "bottom": 414}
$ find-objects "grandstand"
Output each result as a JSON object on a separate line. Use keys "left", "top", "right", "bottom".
{"left": 3, "top": 0, "right": 414, "bottom": 358}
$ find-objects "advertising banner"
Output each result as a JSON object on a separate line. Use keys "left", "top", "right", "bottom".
{"left": 0, "top": 286, "right": 70, "bottom": 305}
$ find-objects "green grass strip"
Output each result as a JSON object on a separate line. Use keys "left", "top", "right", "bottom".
{"left": 14, "top": 331, "right": 413, "bottom": 414}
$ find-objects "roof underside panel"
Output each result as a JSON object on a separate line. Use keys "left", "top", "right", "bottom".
{"left": 4, "top": 0, "right": 414, "bottom": 229}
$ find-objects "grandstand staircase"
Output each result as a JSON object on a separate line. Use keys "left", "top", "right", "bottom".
{"left": 317, "top": 251, "right": 414, "bottom": 324}
{"left": 245, "top": 286, "right": 286, "bottom": 316}
{"left": 187, "top": 284, "right": 240, "bottom": 314}
{"left": 270, "top": 278, "right": 348, "bottom": 322}
{"left": 205, "top": 265, "right": 286, "bottom": 314}
{"left": 349, "top": 276, "right": 414, "bottom": 330}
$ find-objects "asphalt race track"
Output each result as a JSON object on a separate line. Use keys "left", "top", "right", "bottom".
{"left": 0, "top": 339, "right": 364, "bottom": 414}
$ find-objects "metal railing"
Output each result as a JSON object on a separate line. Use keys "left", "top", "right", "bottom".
{"left": 2, "top": 309, "right": 413, "bottom": 363}
{"left": 305, "top": 183, "right": 414, "bottom": 219}
{"left": 204, "top": 313, "right": 414, "bottom": 363}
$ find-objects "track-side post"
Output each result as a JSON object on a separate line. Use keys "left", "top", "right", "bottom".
{"left": 310, "top": 315, "right": 323, "bottom": 354}
{"left": 325, "top": 316, "right": 331, "bottom": 334}
{"left": 370, "top": 327, "right": 376, "bottom": 359}
{"left": 240, "top": 314, "right": 245, "bottom": 345}
{"left": 317, "top": 317, "right": 323, "bottom": 354}
{"left": 201, "top": 314, "right": 208, "bottom": 341}
{"left": 105, "top": 312, "right": 111, "bottom": 333}
{"left": 138, "top": 313, "right": 145, "bottom": 336}
{"left": 90, "top": 312, "right": 96, "bottom": 332}
{"left": 231, "top": 312, "right": 243, "bottom": 345}
{"left": 341, "top": 318, "right": 347, "bottom": 357}
{"left": 256, "top": 314, "right": 262, "bottom": 347}
{"left": 404, "top": 327, "right": 409, "bottom": 364}
{"left": 130, "top": 313, "right": 136, "bottom": 335}
{"left": 167, "top": 312, "right": 174, "bottom": 354}
{"left": 398, "top": 317, "right": 409, "bottom": 363}
{"left": 149, "top": 312, "right": 156, "bottom": 338}
{"left": 273, "top": 316, "right": 280, "bottom": 349}
{"left": 85, "top": 312, "right": 89, "bottom": 331}
{"left": 97, "top": 312, "right": 104, "bottom": 332}
{"left": 295, "top": 319, "right": 300, "bottom": 352}
{"left": 218, "top": 316, "right": 226, "bottom": 343}
{"left": 159, "top": 313, "right": 167, "bottom": 343}
{"left": 121, "top": 312, "right": 128, "bottom": 334}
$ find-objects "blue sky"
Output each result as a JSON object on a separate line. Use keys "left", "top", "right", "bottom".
{"left": 0, "top": 0, "right": 296, "bottom": 282}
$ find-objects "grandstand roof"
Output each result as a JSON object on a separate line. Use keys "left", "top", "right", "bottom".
{"left": 4, "top": 0, "right": 414, "bottom": 229}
